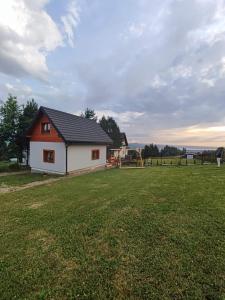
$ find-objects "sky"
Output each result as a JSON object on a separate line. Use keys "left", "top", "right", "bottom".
{"left": 1, "top": 0, "right": 225, "bottom": 147}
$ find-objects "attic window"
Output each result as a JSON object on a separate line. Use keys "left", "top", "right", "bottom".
{"left": 41, "top": 122, "right": 51, "bottom": 134}
{"left": 43, "top": 150, "right": 55, "bottom": 163}
{"left": 92, "top": 149, "right": 100, "bottom": 160}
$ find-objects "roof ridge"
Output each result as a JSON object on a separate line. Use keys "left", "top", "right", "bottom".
{"left": 41, "top": 106, "right": 96, "bottom": 123}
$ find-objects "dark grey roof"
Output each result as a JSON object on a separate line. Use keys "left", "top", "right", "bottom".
{"left": 29, "top": 106, "right": 112, "bottom": 145}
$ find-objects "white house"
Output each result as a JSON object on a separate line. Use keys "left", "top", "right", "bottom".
{"left": 26, "top": 106, "right": 112, "bottom": 175}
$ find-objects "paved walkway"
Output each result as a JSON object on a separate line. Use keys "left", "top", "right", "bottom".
{"left": 0, "top": 177, "right": 62, "bottom": 194}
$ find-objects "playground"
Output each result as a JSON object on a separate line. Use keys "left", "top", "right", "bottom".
{"left": 108, "top": 148, "right": 219, "bottom": 168}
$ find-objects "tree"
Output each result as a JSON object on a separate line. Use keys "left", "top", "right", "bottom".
{"left": 0, "top": 95, "right": 21, "bottom": 160}
{"left": 142, "top": 144, "right": 160, "bottom": 158}
{"left": 99, "top": 116, "right": 121, "bottom": 148}
{"left": 0, "top": 138, "right": 7, "bottom": 161}
{"left": 0, "top": 96, "right": 38, "bottom": 161}
{"left": 17, "top": 99, "right": 38, "bottom": 162}
{"left": 160, "top": 145, "right": 185, "bottom": 157}
{"left": 81, "top": 108, "right": 97, "bottom": 121}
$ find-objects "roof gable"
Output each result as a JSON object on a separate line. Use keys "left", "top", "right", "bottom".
{"left": 28, "top": 113, "right": 63, "bottom": 142}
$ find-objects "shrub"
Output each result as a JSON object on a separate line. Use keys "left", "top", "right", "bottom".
{"left": 8, "top": 163, "right": 21, "bottom": 171}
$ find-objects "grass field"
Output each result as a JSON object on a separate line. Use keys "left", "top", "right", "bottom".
{"left": 0, "top": 173, "right": 57, "bottom": 187}
{"left": 0, "top": 161, "right": 17, "bottom": 172}
{"left": 0, "top": 166, "right": 225, "bottom": 299}
{"left": 0, "top": 160, "right": 29, "bottom": 172}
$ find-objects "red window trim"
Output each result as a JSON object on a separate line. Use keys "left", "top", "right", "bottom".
{"left": 92, "top": 149, "right": 100, "bottom": 160}
{"left": 43, "top": 149, "right": 55, "bottom": 163}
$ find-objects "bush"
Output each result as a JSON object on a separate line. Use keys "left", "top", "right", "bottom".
{"left": 8, "top": 163, "right": 21, "bottom": 171}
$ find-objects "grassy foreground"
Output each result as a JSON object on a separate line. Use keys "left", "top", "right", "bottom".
{"left": 0, "top": 161, "right": 19, "bottom": 172}
{"left": 0, "top": 166, "right": 225, "bottom": 299}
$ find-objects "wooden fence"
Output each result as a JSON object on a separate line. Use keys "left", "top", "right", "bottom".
{"left": 144, "top": 154, "right": 217, "bottom": 167}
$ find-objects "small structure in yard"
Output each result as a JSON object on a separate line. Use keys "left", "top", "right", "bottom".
{"left": 26, "top": 106, "right": 112, "bottom": 175}
{"left": 109, "top": 132, "right": 129, "bottom": 159}
{"left": 120, "top": 148, "right": 144, "bottom": 169}
{"left": 186, "top": 153, "right": 194, "bottom": 160}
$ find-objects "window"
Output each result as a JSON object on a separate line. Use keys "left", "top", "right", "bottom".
{"left": 92, "top": 149, "right": 100, "bottom": 160}
{"left": 41, "top": 122, "right": 51, "bottom": 134}
{"left": 43, "top": 150, "right": 55, "bottom": 163}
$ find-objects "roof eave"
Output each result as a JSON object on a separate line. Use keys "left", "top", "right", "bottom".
{"left": 66, "top": 140, "right": 112, "bottom": 145}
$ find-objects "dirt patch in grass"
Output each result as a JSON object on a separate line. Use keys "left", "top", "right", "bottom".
{"left": 113, "top": 268, "right": 131, "bottom": 298}
{"left": 28, "top": 229, "right": 55, "bottom": 251}
{"left": 0, "top": 177, "right": 61, "bottom": 193}
{"left": 0, "top": 186, "right": 12, "bottom": 193}
{"left": 28, "top": 202, "right": 45, "bottom": 209}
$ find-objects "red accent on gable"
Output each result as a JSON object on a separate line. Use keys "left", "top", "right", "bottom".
{"left": 28, "top": 114, "right": 63, "bottom": 142}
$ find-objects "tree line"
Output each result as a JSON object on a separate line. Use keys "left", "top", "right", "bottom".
{"left": 0, "top": 98, "right": 123, "bottom": 162}
{"left": 142, "top": 144, "right": 186, "bottom": 158}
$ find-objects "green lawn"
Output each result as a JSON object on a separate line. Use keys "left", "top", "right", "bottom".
{"left": 0, "top": 160, "right": 29, "bottom": 172}
{"left": 0, "top": 161, "right": 16, "bottom": 172}
{"left": 0, "top": 173, "right": 57, "bottom": 188}
{"left": 0, "top": 166, "right": 225, "bottom": 299}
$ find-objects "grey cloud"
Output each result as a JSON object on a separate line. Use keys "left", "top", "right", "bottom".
{"left": 2, "top": 0, "right": 225, "bottom": 146}
{"left": 71, "top": 0, "right": 225, "bottom": 144}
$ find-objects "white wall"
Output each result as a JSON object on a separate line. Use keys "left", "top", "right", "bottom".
{"left": 67, "top": 145, "right": 106, "bottom": 172}
{"left": 30, "top": 141, "right": 66, "bottom": 174}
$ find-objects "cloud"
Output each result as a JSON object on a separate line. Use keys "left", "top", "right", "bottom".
{"left": 61, "top": 0, "right": 80, "bottom": 47}
{"left": 0, "top": 80, "right": 34, "bottom": 104}
{"left": 153, "top": 122, "right": 225, "bottom": 146}
{"left": 188, "top": 0, "right": 225, "bottom": 47}
{"left": 200, "top": 78, "right": 215, "bottom": 87}
{"left": 1, "top": 0, "right": 225, "bottom": 147}
{"left": 0, "top": 0, "right": 63, "bottom": 80}
{"left": 96, "top": 110, "right": 145, "bottom": 126}
{"left": 151, "top": 75, "right": 167, "bottom": 89}
{"left": 0, "top": 0, "right": 80, "bottom": 80}
{"left": 74, "top": 109, "right": 144, "bottom": 127}
{"left": 128, "top": 22, "right": 146, "bottom": 38}
{"left": 72, "top": 0, "right": 225, "bottom": 146}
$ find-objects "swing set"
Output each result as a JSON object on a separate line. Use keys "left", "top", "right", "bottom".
{"left": 119, "top": 148, "right": 145, "bottom": 169}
